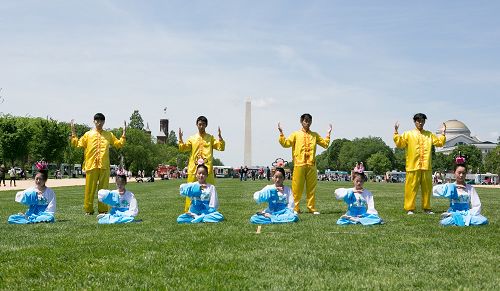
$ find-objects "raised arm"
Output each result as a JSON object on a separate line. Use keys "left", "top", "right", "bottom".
{"left": 214, "top": 127, "right": 225, "bottom": 151}
{"left": 278, "top": 122, "right": 293, "bottom": 148}
{"left": 122, "top": 121, "right": 127, "bottom": 138}
{"left": 393, "top": 121, "right": 407, "bottom": 148}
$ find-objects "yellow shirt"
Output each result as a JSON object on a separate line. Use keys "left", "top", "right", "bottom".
{"left": 179, "top": 133, "right": 225, "bottom": 176}
{"left": 71, "top": 129, "right": 126, "bottom": 171}
{"left": 279, "top": 129, "right": 330, "bottom": 167}
{"left": 393, "top": 129, "right": 446, "bottom": 172}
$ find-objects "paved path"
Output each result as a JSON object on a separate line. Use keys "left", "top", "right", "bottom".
{"left": 0, "top": 178, "right": 117, "bottom": 192}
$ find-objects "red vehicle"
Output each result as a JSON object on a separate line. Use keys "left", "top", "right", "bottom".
{"left": 157, "top": 164, "right": 177, "bottom": 180}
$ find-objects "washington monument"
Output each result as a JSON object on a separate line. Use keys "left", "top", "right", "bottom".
{"left": 244, "top": 98, "right": 252, "bottom": 166}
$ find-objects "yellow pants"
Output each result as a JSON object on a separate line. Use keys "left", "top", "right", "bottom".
{"left": 292, "top": 165, "right": 318, "bottom": 213}
{"left": 183, "top": 172, "right": 216, "bottom": 212}
{"left": 404, "top": 170, "right": 432, "bottom": 211}
{"left": 84, "top": 168, "right": 110, "bottom": 214}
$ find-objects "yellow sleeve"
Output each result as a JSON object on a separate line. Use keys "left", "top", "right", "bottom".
{"left": 393, "top": 132, "right": 407, "bottom": 148}
{"left": 71, "top": 132, "right": 87, "bottom": 148}
{"left": 432, "top": 133, "right": 446, "bottom": 147}
{"left": 111, "top": 132, "right": 126, "bottom": 149}
{"left": 213, "top": 138, "right": 225, "bottom": 151}
{"left": 316, "top": 133, "right": 330, "bottom": 149}
{"left": 178, "top": 138, "right": 192, "bottom": 152}
{"left": 279, "top": 132, "right": 294, "bottom": 148}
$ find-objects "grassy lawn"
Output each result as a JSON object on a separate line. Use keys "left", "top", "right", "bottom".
{"left": 0, "top": 179, "right": 498, "bottom": 290}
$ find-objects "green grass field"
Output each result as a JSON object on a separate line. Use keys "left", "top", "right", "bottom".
{"left": 0, "top": 179, "right": 498, "bottom": 290}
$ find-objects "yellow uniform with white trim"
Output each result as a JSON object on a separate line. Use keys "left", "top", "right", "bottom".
{"left": 179, "top": 133, "right": 225, "bottom": 212}
{"left": 71, "top": 129, "right": 125, "bottom": 213}
{"left": 280, "top": 129, "right": 330, "bottom": 212}
{"left": 394, "top": 129, "right": 446, "bottom": 211}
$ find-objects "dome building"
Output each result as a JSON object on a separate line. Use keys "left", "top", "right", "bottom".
{"left": 435, "top": 119, "right": 496, "bottom": 156}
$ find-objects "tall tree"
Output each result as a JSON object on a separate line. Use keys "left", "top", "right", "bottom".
{"left": 338, "top": 137, "right": 394, "bottom": 171}
{"left": 450, "top": 144, "right": 483, "bottom": 173}
{"left": 366, "top": 152, "right": 392, "bottom": 175}
{"left": 129, "top": 110, "right": 144, "bottom": 130}
{"left": 483, "top": 145, "right": 500, "bottom": 175}
{"left": 0, "top": 115, "right": 31, "bottom": 166}
{"left": 30, "top": 118, "right": 69, "bottom": 164}
{"left": 166, "top": 130, "right": 178, "bottom": 147}
{"left": 393, "top": 148, "right": 406, "bottom": 172}
{"left": 325, "top": 138, "right": 351, "bottom": 170}
{"left": 432, "top": 152, "right": 450, "bottom": 172}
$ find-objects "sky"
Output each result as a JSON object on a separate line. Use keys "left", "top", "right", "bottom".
{"left": 1, "top": 1, "right": 499, "bottom": 167}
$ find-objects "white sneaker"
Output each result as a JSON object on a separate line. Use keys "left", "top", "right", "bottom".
{"left": 407, "top": 211, "right": 414, "bottom": 215}
{"left": 312, "top": 211, "right": 320, "bottom": 215}
{"left": 425, "top": 210, "right": 434, "bottom": 215}
{"left": 96, "top": 213, "right": 106, "bottom": 219}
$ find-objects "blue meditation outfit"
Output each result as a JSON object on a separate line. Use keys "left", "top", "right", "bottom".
{"left": 334, "top": 188, "right": 383, "bottom": 225}
{"left": 8, "top": 188, "right": 56, "bottom": 224}
{"left": 177, "top": 182, "right": 224, "bottom": 223}
{"left": 97, "top": 189, "right": 139, "bottom": 224}
{"left": 250, "top": 185, "right": 298, "bottom": 224}
{"left": 432, "top": 183, "right": 488, "bottom": 226}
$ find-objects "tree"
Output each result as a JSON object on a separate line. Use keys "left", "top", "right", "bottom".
{"left": 114, "top": 128, "right": 154, "bottom": 173}
{"left": 324, "top": 138, "right": 351, "bottom": 170}
{"left": 30, "top": 118, "right": 69, "bottom": 164}
{"left": 432, "top": 152, "right": 450, "bottom": 173}
{"left": 483, "top": 145, "right": 500, "bottom": 175}
{"left": 129, "top": 110, "right": 144, "bottom": 130}
{"left": 166, "top": 130, "right": 178, "bottom": 147}
{"left": 0, "top": 115, "right": 31, "bottom": 166}
{"left": 366, "top": 152, "right": 392, "bottom": 175}
{"left": 450, "top": 144, "right": 483, "bottom": 173}
{"left": 213, "top": 158, "right": 224, "bottom": 166}
{"left": 393, "top": 148, "right": 406, "bottom": 172}
{"left": 338, "top": 137, "right": 394, "bottom": 171}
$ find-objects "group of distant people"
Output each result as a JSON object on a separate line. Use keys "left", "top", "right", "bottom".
{"left": 6, "top": 112, "right": 489, "bottom": 227}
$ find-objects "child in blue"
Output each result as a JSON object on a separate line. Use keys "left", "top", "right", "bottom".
{"left": 432, "top": 157, "right": 488, "bottom": 226}
{"left": 97, "top": 173, "right": 138, "bottom": 224}
{"left": 250, "top": 167, "right": 298, "bottom": 224}
{"left": 334, "top": 171, "right": 383, "bottom": 225}
{"left": 8, "top": 162, "right": 56, "bottom": 224}
{"left": 177, "top": 164, "right": 224, "bottom": 223}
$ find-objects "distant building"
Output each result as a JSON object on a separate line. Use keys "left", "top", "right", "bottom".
{"left": 157, "top": 119, "right": 169, "bottom": 144}
{"left": 435, "top": 119, "right": 497, "bottom": 157}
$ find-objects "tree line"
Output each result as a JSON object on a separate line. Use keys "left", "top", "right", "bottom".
{"left": 0, "top": 112, "right": 194, "bottom": 175}
{"left": 315, "top": 136, "right": 499, "bottom": 176}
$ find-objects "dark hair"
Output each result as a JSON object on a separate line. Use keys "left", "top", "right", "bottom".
{"left": 196, "top": 116, "right": 208, "bottom": 125}
{"left": 116, "top": 174, "right": 127, "bottom": 182}
{"left": 454, "top": 163, "right": 467, "bottom": 171}
{"left": 37, "top": 170, "right": 48, "bottom": 181}
{"left": 274, "top": 167, "right": 285, "bottom": 177}
{"left": 413, "top": 113, "right": 427, "bottom": 122}
{"left": 300, "top": 113, "right": 312, "bottom": 122}
{"left": 352, "top": 171, "right": 366, "bottom": 182}
{"left": 94, "top": 113, "right": 106, "bottom": 121}
{"left": 196, "top": 164, "right": 208, "bottom": 173}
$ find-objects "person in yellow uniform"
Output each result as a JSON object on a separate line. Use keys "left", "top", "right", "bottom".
{"left": 394, "top": 113, "right": 446, "bottom": 215}
{"left": 278, "top": 113, "right": 332, "bottom": 214}
{"left": 71, "top": 113, "right": 127, "bottom": 215}
{"left": 178, "top": 116, "right": 225, "bottom": 212}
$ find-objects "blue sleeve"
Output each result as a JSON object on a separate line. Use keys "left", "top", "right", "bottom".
{"left": 179, "top": 182, "right": 202, "bottom": 198}
{"left": 19, "top": 190, "right": 39, "bottom": 206}
{"left": 433, "top": 183, "right": 457, "bottom": 199}
{"left": 343, "top": 190, "right": 355, "bottom": 205}
{"left": 98, "top": 190, "right": 121, "bottom": 207}
{"left": 254, "top": 187, "right": 277, "bottom": 204}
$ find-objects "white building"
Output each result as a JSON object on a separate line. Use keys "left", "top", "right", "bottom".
{"left": 435, "top": 119, "right": 497, "bottom": 156}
